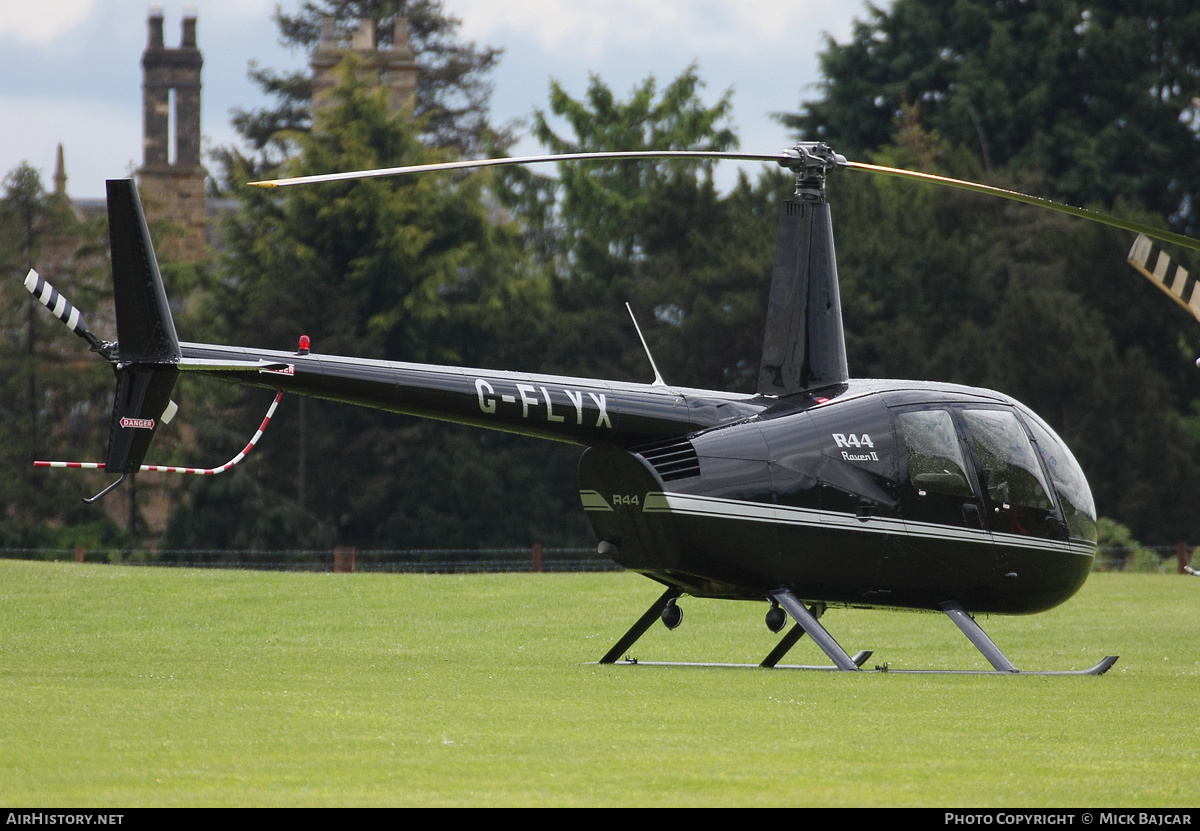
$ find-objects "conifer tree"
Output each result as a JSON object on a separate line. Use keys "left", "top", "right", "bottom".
{"left": 784, "top": 0, "right": 1200, "bottom": 234}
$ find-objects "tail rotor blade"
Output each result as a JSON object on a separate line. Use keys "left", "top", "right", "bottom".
{"left": 24, "top": 269, "right": 107, "bottom": 353}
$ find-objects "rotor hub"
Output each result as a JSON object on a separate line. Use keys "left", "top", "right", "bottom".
{"left": 777, "top": 142, "right": 847, "bottom": 201}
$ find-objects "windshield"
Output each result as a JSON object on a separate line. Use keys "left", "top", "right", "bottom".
{"left": 962, "top": 409, "right": 1053, "bottom": 511}
{"left": 1019, "top": 411, "right": 1098, "bottom": 543}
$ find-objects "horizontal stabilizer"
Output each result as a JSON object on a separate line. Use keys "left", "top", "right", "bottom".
{"left": 177, "top": 357, "right": 294, "bottom": 372}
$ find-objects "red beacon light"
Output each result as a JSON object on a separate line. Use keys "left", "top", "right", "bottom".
{"left": 297, "top": 335, "right": 310, "bottom": 355}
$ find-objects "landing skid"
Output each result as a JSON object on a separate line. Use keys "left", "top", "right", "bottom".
{"left": 598, "top": 588, "right": 1118, "bottom": 675}
{"left": 605, "top": 653, "right": 874, "bottom": 671}
{"left": 602, "top": 655, "right": 1117, "bottom": 675}
{"left": 863, "top": 657, "right": 1118, "bottom": 676}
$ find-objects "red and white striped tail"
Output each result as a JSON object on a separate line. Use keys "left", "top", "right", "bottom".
{"left": 35, "top": 392, "right": 283, "bottom": 476}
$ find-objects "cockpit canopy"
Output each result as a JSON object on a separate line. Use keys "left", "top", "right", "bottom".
{"left": 679, "top": 385, "right": 1098, "bottom": 546}
{"left": 896, "top": 403, "right": 1096, "bottom": 543}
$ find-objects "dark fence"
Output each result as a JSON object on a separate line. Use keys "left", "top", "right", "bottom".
{"left": 1092, "top": 543, "right": 1194, "bottom": 574}
{"left": 0, "top": 545, "right": 615, "bottom": 573}
{"left": 1, "top": 544, "right": 1196, "bottom": 574}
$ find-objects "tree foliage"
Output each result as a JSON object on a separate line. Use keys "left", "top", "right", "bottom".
{"left": 0, "top": 164, "right": 128, "bottom": 550}
{"left": 166, "top": 61, "right": 584, "bottom": 551}
{"left": 793, "top": 12, "right": 1200, "bottom": 545}
{"left": 169, "top": 62, "right": 775, "bottom": 552}
{"left": 228, "top": 0, "right": 506, "bottom": 169}
{"left": 786, "top": 0, "right": 1200, "bottom": 234}
{"left": 516, "top": 68, "right": 779, "bottom": 391}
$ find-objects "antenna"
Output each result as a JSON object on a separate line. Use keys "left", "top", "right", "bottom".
{"left": 625, "top": 303, "right": 667, "bottom": 387}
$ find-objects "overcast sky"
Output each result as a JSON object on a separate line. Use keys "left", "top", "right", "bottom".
{"left": 0, "top": 0, "right": 882, "bottom": 199}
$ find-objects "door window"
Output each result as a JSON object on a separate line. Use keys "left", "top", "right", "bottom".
{"left": 898, "top": 410, "right": 973, "bottom": 497}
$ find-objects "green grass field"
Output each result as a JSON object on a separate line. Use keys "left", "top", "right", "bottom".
{"left": 0, "top": 560, "right": 1196, "bottom": 806}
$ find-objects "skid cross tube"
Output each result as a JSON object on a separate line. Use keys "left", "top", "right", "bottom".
{"left": 599, "top": 586, "right": 683, "bottom": 664}
{"left": 760, "top": 601, "right": 830, "bottom": 667}
{"left": 770, "top": 589, "right": 859, "bottom": 671}
{"left": 761, "top": 623, "right": 807, "bottom": 668}
{"left": 940, "top": 600, "right": 1018, "bottom": 673}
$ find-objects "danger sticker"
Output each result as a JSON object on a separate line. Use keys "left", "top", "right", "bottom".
{"left": 120, "top": 417, "right": 155, "bottom": 430}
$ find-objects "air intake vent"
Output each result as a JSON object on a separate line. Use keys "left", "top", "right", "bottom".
{"left": 634, "top": 438, "right": 700, "bottom": 482}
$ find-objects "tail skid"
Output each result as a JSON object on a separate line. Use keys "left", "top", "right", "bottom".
{"left": 35, "top": 391, "right": 284, "bottom": 481}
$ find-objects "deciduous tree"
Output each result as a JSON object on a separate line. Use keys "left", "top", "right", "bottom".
{"left": 521, "top": 67, "right": 778, "bottom": 392}
{"left": 785, "top": 0, "right": 1200, "bottom": 235}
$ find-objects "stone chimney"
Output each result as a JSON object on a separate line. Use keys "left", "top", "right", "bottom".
{"left": 311, "top": 17, "right": 418, "bottom": 116}
{"left": 138, "top": 6, "right": 206, "bottom": 262}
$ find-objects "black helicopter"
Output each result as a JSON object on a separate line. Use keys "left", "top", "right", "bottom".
{"left": 28, "top": 143, "right": 1200, "bottom": 674}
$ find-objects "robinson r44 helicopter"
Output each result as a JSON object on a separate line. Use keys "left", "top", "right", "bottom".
{"left": 28, "top": 142, "right": 1200, "bottom": 674}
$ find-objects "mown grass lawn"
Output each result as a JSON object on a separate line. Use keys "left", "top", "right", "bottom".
{"left": 0, "top": 560, "right": 1195, "bottom": 806}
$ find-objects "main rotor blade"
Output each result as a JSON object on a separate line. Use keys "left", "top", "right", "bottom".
{"left": 250, "top": 146, "right": 1200, "bottom": 253}
{"left": 847, "top": 160, "right": 1200, "bottom": 253}
{"left": 247, "top": 150, "right": 790, "bottom": 188}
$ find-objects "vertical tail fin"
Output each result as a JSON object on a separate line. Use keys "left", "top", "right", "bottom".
{"left": 107, "top": 179, "right": 181, "bottom": 363}
{"left": 102, "top": 179, "right": 181, "bottom": 474}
